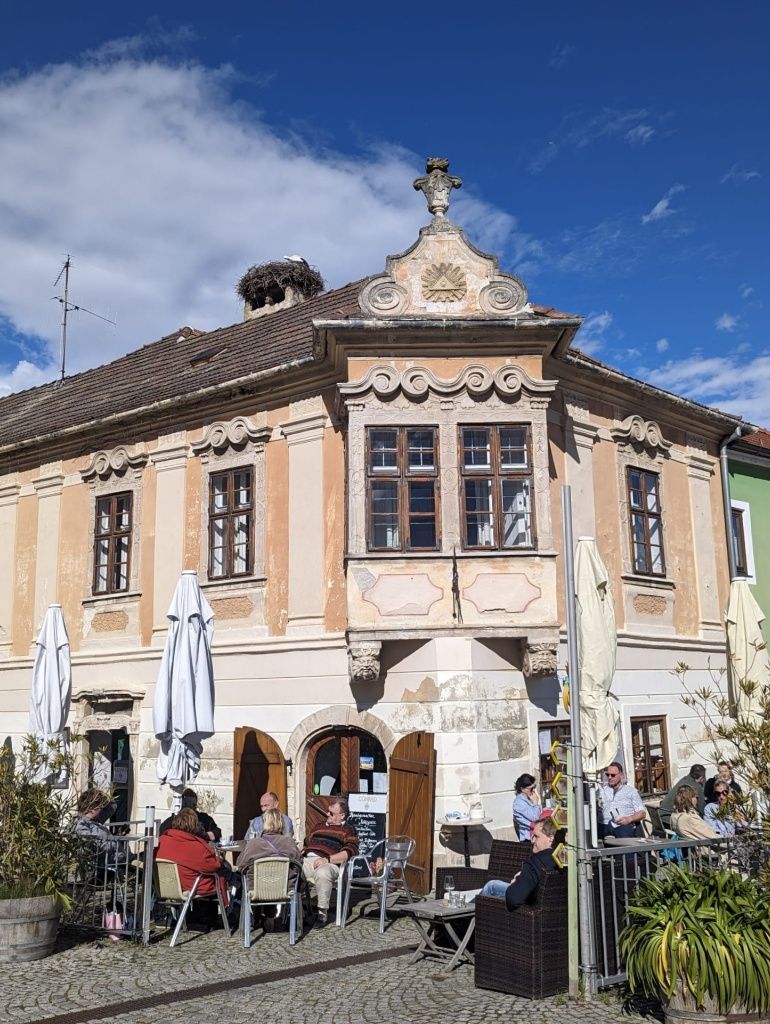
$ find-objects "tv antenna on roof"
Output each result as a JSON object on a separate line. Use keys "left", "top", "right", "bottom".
{"left": 52, "top": 254, "right": 115, "bottom": 382}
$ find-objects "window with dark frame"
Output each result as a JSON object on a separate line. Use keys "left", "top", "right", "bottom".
{"left": 93, "top": 492, "right": 133, "bottom": 594}
{"left": 627, "top": 466, "right": 665, "bottom": 576}
{"left": 731, "top": 508, "right": 748, "bottom": 577}
{"left": 366, "top": 427, "right": 439, "bottom": 551}
{"left": 208, "top": 467, "right": 254, "bottom": 579}
{"left": 459, "top": 424, "right": 534, "bottom": 550}
{"left": 537, "top": 721, "right": 571, "bottom": 792}
{"left": 631, "top": 717, "right": 670, "bottom": 797}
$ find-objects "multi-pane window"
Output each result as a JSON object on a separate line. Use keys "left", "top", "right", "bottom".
{"left": 731, "top": 508, "right": 748, "bottom": 577}
{"left": 209, "top": 467, "right": 253, "bottom": 579}
{"left": 631, "top": 717, "right": 670, "bottom": 797}
{"left": 538, "top": 721, "right": 571, "bottom": 792}
{"left": 627, "top": 467, "right": 665, "bottom": 575}
{"left": 459, "top": 425, "right": 534, "bottom": 549}
{"left": 366, "top": 427, "right": 439, "bottom": 551}
{"left": 93, "top": 492, "right": 132, "bottom": 594}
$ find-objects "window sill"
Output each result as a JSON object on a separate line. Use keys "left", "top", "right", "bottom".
{"left": 82, "top": 590, "right": 142, "bottom": 607}
{"left": 200, "top": 576, "right": 267, "bottom": 593}
{"left": 348, "top": 549, "right": 558, "bottom": 560}
{"left": 621, "top": 574, "right": 675, "bottom": 591}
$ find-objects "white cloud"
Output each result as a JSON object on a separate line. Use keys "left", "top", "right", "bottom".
{"left": 655, "top": 337, "right": 669, "bottom": 352}
{"left": 577, "top": 310, "right": 613, "bottom": 356}
{"left": 625, "top": 124, "right": 655, "bottom": 145}
{"left": 716, "top": 313, "right": 739, "bottom": 333}
{"left": 720, "top": 163, "right": 761, "bottom": 185}
{"left": 549, "top": 43, "right": 576, "bottom": 69}
{"left": 739, "top": 283, "right": 754, "bottom": 299}
{"left": 641, "top": 184, "right": 685, "bottom": 224}
{"left": 648, "top": 353, "right": 770, "bottom": 426}
{"left": 0, "top": 54, "right": 524, "bottom": 393}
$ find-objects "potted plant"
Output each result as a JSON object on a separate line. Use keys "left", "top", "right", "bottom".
{"left": 0, "top": 736, "right": 86, "bottom": 961}
{"left": 620, "top": 865, "right": 770, "bottom": 1023}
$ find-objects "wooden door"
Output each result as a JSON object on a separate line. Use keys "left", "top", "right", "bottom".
{"left": 388, "top": 731, "right": 435, "bottom": 895}
{"left": 304, "top": 728, "right": 387, "bottom": 841}
{"left": 233, "top": 727, "right": 287, "bottom": 841}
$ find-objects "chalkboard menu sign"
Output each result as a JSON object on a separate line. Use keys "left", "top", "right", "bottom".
{"left": 349, "top": 792, "right": 386, "bottom": 860}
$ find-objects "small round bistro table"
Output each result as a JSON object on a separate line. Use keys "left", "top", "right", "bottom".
{"left": 436, "top": 817, "right": 493, "bottom": 867}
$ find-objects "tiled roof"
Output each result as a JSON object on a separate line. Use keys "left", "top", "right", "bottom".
{"left": 744, "top": 427, "right": 770, "bottom": 450}
{"left": 0, "top": 281, "right": 365, "bottom": 450}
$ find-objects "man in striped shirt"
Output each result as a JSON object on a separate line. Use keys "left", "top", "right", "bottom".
{"left": 302, "top": 797, "right": 359, "bottom": 926}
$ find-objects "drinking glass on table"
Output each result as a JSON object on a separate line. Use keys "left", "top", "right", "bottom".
{"left": 444, "top": 874, "right": 455, "bottom": 901}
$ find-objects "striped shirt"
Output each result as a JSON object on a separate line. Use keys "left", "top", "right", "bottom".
{"left": 598, "top": 783, "right": 644, "bottom": 825}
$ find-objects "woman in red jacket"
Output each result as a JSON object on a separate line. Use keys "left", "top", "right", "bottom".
{"left": 156, "top": 807, "right": 229, "bottom": 904}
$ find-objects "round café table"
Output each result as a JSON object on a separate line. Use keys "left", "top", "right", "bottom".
{"left": 437, "top": 817, "right": 493, "bottom": 867}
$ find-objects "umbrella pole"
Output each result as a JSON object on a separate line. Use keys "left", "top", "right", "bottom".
{"left": 562, "top": 485, "right": 598, "bottom": 997}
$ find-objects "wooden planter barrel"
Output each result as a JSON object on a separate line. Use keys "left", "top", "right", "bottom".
{"left": 0, "top": 895, "right": 60, "bottom": 962}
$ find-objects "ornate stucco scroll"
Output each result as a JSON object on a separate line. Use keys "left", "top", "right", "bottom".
{"left": 191, "top": 416, "right": 272, "bottom": 457}
{"left": 81, "top": 446, "right": 148, "bottom": 482}
{"left": 339, "top": 363, "right": 557, "bottom": 405}
{"left": 610, "top": 415, "right": 672, "bottom": 455}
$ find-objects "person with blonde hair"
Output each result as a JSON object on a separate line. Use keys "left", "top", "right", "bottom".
{"left": 670, "top": 785, "right": 719, "bottom": 840}
{"left": 73, "top": 788, "right": 122, "bottom": 856}
{"left": 237, "top": 807, "right": 301, "bottom": 887}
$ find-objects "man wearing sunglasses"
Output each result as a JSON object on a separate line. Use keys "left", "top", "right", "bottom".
{"left": 301, "top": 798, "right": 358, "bottom": 927}
{"left": 598, "top": 762, "right": 646, "bottom": 841}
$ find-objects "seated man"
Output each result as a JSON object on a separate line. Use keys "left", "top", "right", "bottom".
{"left": 480, "top": 818, "right": 566, "bottom": 907}
{"left": 301, "top": 798, "right": 358, "bottom": 927}
{"left": 598, "top": 762, "right": 646, "bottom": 841}
{"left": 158, "top": 788, "right": 222, "bottom": 842}
{"left": 244, "top": 791, "right": 294, "bottom": 840}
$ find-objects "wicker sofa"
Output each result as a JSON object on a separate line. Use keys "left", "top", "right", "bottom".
{"left": 435, "top": 839, "right": 532, "bottom": 898}
{"left": 474, "top": 866, "right": 569, "bottom": 998}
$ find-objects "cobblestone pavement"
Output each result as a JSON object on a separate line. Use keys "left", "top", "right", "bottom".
{"left": 1, "top": 914, "right": 648, "bottom": 1024}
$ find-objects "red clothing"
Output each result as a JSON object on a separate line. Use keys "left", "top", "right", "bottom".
{"left": 156, "top": 828, "right": 228, "bottom": 903}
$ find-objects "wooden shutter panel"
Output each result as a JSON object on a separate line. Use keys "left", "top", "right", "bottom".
{"left": 233, "top": 727, "right": 287, "bottom": 840}
{"left": 388, "top": 731, "right": 435, "bottom": 895}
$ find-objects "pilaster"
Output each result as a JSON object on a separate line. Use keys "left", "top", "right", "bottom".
{"left": 0, "top": 482, "right": 20, "bottom": 657}
{"left": 685, "top": 439, "right": 722, "bottom": 639}
{"left": 31, "top": 468, "right": 65, "bottom": 633}
{"left": 150, "top": 437, "right": 189, "bottom": 640}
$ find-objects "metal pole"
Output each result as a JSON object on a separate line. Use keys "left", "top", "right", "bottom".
{"left": 60, "top": 255, "right": 70, "bottom": 382}
{"left": 566, "top": 747, "right": 579, "bottom": 999}
{"left": 141, "top": 805, "right": 156, "bottom": 945}
{"left": 562, "top": 485, "right": 598, "bottom": 996}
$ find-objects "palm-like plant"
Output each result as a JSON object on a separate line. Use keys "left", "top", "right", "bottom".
{"left": 620, "top": 866, "right": 770, "bottom": 1015}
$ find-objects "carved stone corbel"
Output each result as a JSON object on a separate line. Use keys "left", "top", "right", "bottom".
{"left": 522, "top": 641, "right": 558, "bottom": 677}
{"left": 348, "top": 641, "right": 382, "bottom": 683}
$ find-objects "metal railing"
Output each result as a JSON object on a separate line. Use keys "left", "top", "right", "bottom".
{"left": 65, "top": 807, "right": 157, "bottom": 944}
{"left": 587, "top": 833, "right": 767, "bottom": 988}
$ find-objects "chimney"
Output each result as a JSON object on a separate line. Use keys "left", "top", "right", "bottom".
{"left": 237, "top": 258, "right": 324, "bottom": 321}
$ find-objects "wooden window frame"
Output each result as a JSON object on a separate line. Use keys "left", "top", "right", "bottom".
{"left": 626, "top": 466, "right": 665, "bottom": 577}
{"left": 208, "top": 466, "right": 254, "bottom": 580}
{"left": 92, "top": 491, "right": 133, "bottom": 595}
{"left": 458, "top": 424, "right": 535, "bottom": 551}
{"left": 537, "top": 721, "right": 571, "bottom": 792}
{"left": 365, "top": 426, "right": 440, "bottom": 552}
{"left": 630, "top": 716, "right": 670, "bottom": 797}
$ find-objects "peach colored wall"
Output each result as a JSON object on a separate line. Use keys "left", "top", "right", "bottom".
{"left": 57, "top": 483, "right": 90, "bottom": 652}
{"left": 12, "top": 494, "right": 37, "bottom": 656}
{"left": 265, "top": 437, "right": 289, "bottom": 636}
{"left": 549, "top": 425, "right": 566, "bottom": 624}
{"left": 184, "top": 456, "right": 203, "bottom": 570}
{"left": 139, "top": 465, "right": 157, "bottom": 647}
{"left": 324, "top": 423, "right": 347, "bottom": 632}
{"left": 346, "top": 353, "right": 545, "bottom": 383}
{"left": 667, "top": 460, "right": 699, "bottom": 636}
{"left": 592, "top": 440, "right": 625, "bottom": 629}
{"left": 711, "top": 472, "right": 730, "bottom": 612}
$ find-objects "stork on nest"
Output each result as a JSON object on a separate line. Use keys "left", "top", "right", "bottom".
{"left": 236, "top": 258, "right": 324, "bottom": 310}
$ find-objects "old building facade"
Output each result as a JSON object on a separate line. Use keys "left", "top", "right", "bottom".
{"left": 0, "top": 160, "right": 741, "bottom": 875}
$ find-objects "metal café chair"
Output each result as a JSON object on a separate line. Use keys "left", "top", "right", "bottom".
{"left": 341, "top": 835, "right": 418, "bottom": 933}
{"left": 241, "top": 856, "right": 304, "bottom": 947}
{"left": 153, "top": 858, "right": 231, "bottom": 947}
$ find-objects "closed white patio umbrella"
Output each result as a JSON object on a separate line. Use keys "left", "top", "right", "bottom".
{"left": 575, "top": 537, "right": 619, "bottom": 772}
{"left": 153, "top": 571, "right": 215, "bottom": 788}
{"left": 725, "top": 579, "right": 769, "bottom": 724}
{"left": 29, "top": 604, "right": 72, "bottom": 782}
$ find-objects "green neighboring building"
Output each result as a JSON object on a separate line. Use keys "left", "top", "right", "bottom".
{"left": 729, "top": 428, "right": 770, "bottom": 634}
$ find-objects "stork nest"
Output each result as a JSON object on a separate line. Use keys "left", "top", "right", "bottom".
{"left": 237, "top": 260, "right": 324, "bottom": 307}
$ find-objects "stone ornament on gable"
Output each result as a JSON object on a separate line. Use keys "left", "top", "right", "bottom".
{"left": 339, "top": 363, "right": 557, "bottom": 405}
{"left": 192, "top": 417, "right": 272, "bottom": 457}
{"left": 522, "top": 641, "right": 558, "bottom": 678}
{"left": 421, "top": 262, "right": 467, "bottom": 301}
{"left": 81, "top": 446, "right": 148, "bottom": 482}
{"left": 348, "top": 640, "right": 382, "bottom": 683}
{"left": 610, "top": 415, "right": 672, "bottom": 455}
{"left": 413, "top": 156, "right": 463, "bottom": 219}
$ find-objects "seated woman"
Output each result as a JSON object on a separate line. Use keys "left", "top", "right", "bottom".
{"left": 72, "top": 788, "right": 124, "bottom": 859}
{"left": 703, "top": 783, "right": 745, "bottom": 837}
{"left": 156, "top": 808, "right": 230, "bottom": 905}
{"left": 512, "top": 773, "right": 542, "bottom": 843}
{"left": 670, "top": 785, "right": 719, "bottom": 840}
{"left": 236, "top": 807, "right": 301, "bottom": 889}
{"left": 480, "top": 818, "right": 566, "bottom": 908}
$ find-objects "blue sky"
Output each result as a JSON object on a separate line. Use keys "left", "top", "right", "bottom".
{"left": 0, "top": 2, "right": 767, "bottom": 423}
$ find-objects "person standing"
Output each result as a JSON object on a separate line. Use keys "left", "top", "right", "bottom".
{"left": 598, "top": 762, "right": 646, "bottom": 841}
{"left": 512, "top": 774, "right": 542, "bottom": 842}
{"left": 244, "top": 791, "right": 294, "bottom": 840}
{"left": 659, "top": 764, "right": 706, "bottom": 827}
{"left": 301, "top": 798, "right": 358, "bottom": 927}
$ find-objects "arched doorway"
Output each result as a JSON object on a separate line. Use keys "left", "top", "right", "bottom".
{"left": 233, "top": 727, "right": 287, "bottom": 840}
{"left": 305, "top": 727, "right": 387, "bottom": 836}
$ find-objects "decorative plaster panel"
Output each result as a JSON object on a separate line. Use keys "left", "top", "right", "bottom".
{"left": 463, "top": 573, "right": 541, "bottom": 614}
{"left": 362, "top": 574, "right": 443, "bottom": 616}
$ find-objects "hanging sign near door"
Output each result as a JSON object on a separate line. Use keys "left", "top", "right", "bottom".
{"left": 349, "top": 791, "right": 387, "bottom": 858}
